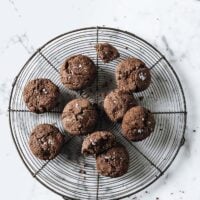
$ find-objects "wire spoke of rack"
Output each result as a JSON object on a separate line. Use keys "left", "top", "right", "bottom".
{"left": 95, "top": 27, "right": 100, "bottom": 200}
{"left": 9, "top": 27, "right": 187, "bottom": 200}
{"left": 126, "top": 140, "right": 163, "bottom": 174}
{"left": 33, "top": 136, "right": 75, "bottom": 177}
{"left": 152, "top": 111, "right": 187, "bottom": 114}
{"left": 149, "top": 56, "right": 164, "bottom": 70}
{"left": 38, "top": 50, "right": 60, "bottom": 74}
{"left": 9, "top": 109, "right": 63, "bottom": 114}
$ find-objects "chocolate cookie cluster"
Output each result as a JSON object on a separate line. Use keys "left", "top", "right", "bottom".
{"left": 23, "top": 42, "right": 155, "bottom": 178}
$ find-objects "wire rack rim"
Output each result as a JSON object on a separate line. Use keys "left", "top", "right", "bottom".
{"left": 8, "top": 26, "right": 187, "bottom": 200}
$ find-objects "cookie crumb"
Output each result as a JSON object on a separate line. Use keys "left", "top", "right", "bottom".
{"left": 138, "top": 96, "right": 144, "bottom": 101}
{"left": 79, "top": 169, "right": 86, "bottom": 174}
{"left": 102, "top": 81, "right": 109, "bottom": 88}
{"left": 99, "top": 92, "right": 107, "bottom": 99}
{"left": 89, "top": 88, "right": 93, "bottom": 93}
{"left": 95, "top": 43, "right": 119, "bottom": 63}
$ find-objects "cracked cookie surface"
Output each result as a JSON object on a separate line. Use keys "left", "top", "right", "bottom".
{"left": 81, "top": 131, "right": 116, "bottom": 156}
{"left": 29, "top": 124, "right": 64, "bottom": 160}
{"left": 96, "top": 145, "right": 129, "bottom": 177}
{"left": 103, "top": 89, "right": 137, "bottom": 122}
{"left": 116, "top": 57, "right": 151, "bottom": 92}
{"left": 23, "top": 78, "right": 60, "bottom": 113}
{"left": 60, "top": 55, "right": 97, "bottom": 90}
{"left": 122, "top": 106, "right": 155, "bottom": 141}
{"left": 61, "top": 98, "right": 98, "bottom": 135}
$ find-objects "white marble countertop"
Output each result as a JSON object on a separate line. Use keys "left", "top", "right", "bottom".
{"left": 1, "top": 0, "right": 200, "bottom": 199}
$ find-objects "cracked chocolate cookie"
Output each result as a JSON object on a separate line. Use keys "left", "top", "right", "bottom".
{"left": 23, "top": 79, "right": 60, "bottom": 113}
{"left": 60, "top": 55, "right": 97, "bottom": 90}
{"left": 103, "top": 89, "right": 137, "bottom": 122}
{"left": 81, "top": 131, "right": 116, "bottom": 156}
{"left": 29, "top": 124, "right": 64, "bottom": 160}
{"left": 116, "top": 57, "right": 151, "bottom": 92}
{"left": 96, "top": 145, "right": 129, "bottom": 177}
{"left": 95, "top": 43, "right": 120, "bottom": 63}
{"left": 61, "top": 98, "right": 98, "bottom": 135}
{"left": 122, "top": 106, "right": 155, "bottom": 141}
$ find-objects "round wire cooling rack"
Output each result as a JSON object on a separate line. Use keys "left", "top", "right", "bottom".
{"left": 9, "top": 27, "right": 187, "bottom": 200}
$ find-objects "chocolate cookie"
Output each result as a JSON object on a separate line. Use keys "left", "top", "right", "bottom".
{"left": 103, "top": 89, "right": 137, "bottom": 122}
{"left": 122, "top": 106, "right": 155, "bottom": 141}
{"left": 29, "top": 124, "right": 64, "bottom": 160}
{"left": 96, "top": 145, "right": 129, "bottom": 178}
{"left": 60, "top": 55, "right": 97, "bottom": 90}
{"left": 61, "top": 98, "right": 98, "bottom": 135}
{"left": 23, "top": 79, "right": 60, "bottom": 113}
{"left": 95, "top": 43, "right": 120, "bottom": 63}
{"left": 81, "top": 131, "right": 116, "bottom": 156}
{"left": 116, "top": 57, "right": 151, "bottom": 92}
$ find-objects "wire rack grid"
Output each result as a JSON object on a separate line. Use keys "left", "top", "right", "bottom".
{"left": 9, "top": 27, "right": 187, "bottom": 200}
